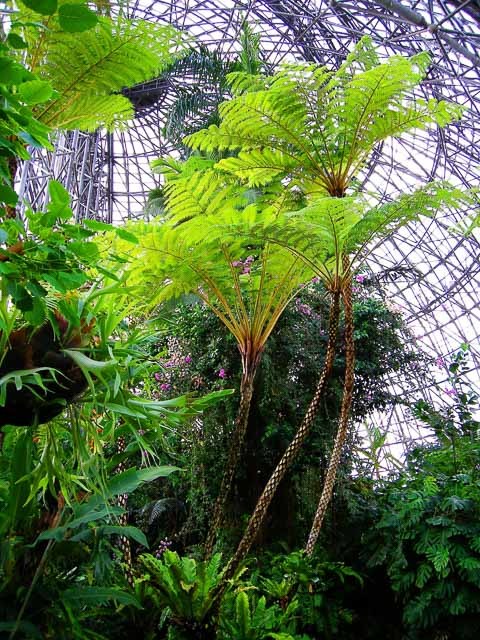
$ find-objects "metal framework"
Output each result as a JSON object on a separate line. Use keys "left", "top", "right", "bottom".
{"left": 17, "top": 0, "right": 480, "bottom": 459}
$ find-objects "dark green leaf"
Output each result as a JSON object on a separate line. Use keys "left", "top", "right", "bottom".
{"left": 21, "top": 0, "right": 58, "bottom": 15}
{"left": 61, "top": 586, "right": 141, "bottom": 609}
{"left": 58, "top": 3, "right": 98, "bottom": 32}
{"left": 6, "top": 33, "right": 28, "bottom": 49}
{"left": 0, "top": 184, "right": 18, "bottom": 205}
{"left": 106, "top": 466, "right": 179, "bottom": 498}
{"left": 99, "top": 525, "right": 149, "bottom": 547}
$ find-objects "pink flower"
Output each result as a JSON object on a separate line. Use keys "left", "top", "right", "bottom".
{"left": 311, "top": 276, "right": 321, "bottom": 284}
{"left": 160, "top": 383, "right": 171, "bottom": 391}
{"left": 154, "top": 372, "right": 162, "bottom": 382}
{"left": 435, "top": 356, "right": 446, "bottom": 368}
{"left": 218, "top": 368, "right": 226, "bottom": 378}
{"left": 355, "top": 274, "right": 366, "bottom": 283}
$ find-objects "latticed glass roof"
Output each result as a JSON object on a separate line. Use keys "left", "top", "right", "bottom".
{"left": 18, "top": 0, "right": 480, "bottom": 456}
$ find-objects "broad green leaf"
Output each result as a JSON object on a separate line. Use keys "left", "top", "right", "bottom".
{"left": 0, "top": 184, "right": 19, "bottom": 205}
{"left": 21, "top": 0, "right": 57, "bottom": 15}
{"left": 58, "top": 3, "right": 99, "bottom": 32}
{"left": 18, "top": 80, "right": 53, "bottom": 105}
{"left": 48, "top": 179, "right": 70, "bottom": 206}
{"left": 83, "top": 219, "right": 114, "bottom": 232}
{"left": 6, "top": 33, "right": 28, "bottom": 49}
{"left": 106, "top": 466, "right": 179, "bottom": 498}
{"left": 61, "top": 349, "right": 117, "bottom": 371}
{"left": 99, "top": 525, "right": 149, "bottom": 547}
{"left": 61, "top": 586, "right": 141, "bottom": 609}
{"left": 115, "top": 228, "right": 139, "bottom": 244}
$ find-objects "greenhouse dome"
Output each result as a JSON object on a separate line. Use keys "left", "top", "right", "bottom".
{"left": 18, "top": 0, "right": 480, "bottom": 450}
{"left": 2, "top": 1, "right": 480, "bottom": 638}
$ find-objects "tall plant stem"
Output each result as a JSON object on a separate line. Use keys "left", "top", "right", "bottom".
{"left": 9, "top": 539, "right": 54, "bottom": 640}
{"left": 204, "top": 356, "right": 259, "bottom": 558}
{"left": 305, "top": 278, "right": 355, "bottom": 556}
{"left": 222, "top": 292, "right": 341, "bottom": 582}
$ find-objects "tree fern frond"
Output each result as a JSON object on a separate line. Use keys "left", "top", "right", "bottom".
{"left": 185, "top": 40, "right": 462, "bottom": 197}
{"left": 41, "top": 93, "right": 134, "bottom": 132}
{"left": 19, "top": 14, "right": 189, "bottom": 131}
{"left": 218, "top": 148, "right": 300, "bottom": 187}
{"left": 345, "top": 182, "right": 474, "bottom": 262}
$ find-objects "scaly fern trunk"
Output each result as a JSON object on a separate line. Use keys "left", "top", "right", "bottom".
{"left": 115, "top": 435, "right": 134, "bottom": 587}
{"left": 204, "top": 355, "right": 260, "bottom": 557}
{"left": 305, "top": 279, "right": 355, "bottom": 556}
{"left": 221, "top": 292, "right": 341, "bottom": 582}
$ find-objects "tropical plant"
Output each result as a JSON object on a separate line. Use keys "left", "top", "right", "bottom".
{"left": 107, "top": 156, "right": 315, "bottom": 556}
{"left": 182, "top": 35, "right": 470, "bottom": 575}
{"left": 148, "top": 281, "right": 418, "bottom": 550}
{"left": 12, "top": 0, "right": 188, "bottom": 132}
{"left": 365, "top": 465, "right": 480, "bottom": 639}
{"left": 218, "top": 589, "right": 299, "bottom": 640}
{"left": 0, "top": 455, "right": 178, "bottom": 639}
{"left": 138, "top": 549, "right": 230, "bottom": 639}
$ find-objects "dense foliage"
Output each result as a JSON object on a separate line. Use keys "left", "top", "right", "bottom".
{"left": 0, "top": 7, "right": 478, "bottom": 639}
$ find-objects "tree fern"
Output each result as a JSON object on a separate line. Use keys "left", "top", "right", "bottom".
{"left": 17, "top": 7, "right": 189, "bottom": 131}
{"left": 186, "top": 37, "right": 462, "bottom": 197}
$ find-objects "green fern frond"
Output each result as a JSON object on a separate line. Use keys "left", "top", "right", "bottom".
{"left": 19, "top": 13, "right": 189, "bottom": 131}
{"left": 186, "top": 40, "right": 462, "bottom": 196}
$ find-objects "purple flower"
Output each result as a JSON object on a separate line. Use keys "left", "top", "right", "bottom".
{"left": 218, "top": 368, "right": 226, "bottom": 379}
{"left": 296, "top": 302, "right": 312, "bottom": 316}
{"left": 355, "top": 274, "right": 366, "bottom": 283}
{"left": 232, "top": 260, "right": 242, "bottom": 268}
{"left": 435, "top": 356, "right": 446, "bottom": 368}
{"left": 311, "top": 276, "right": 321, "bottom": 284}
{"left": 184, "top": 355, "right": 192, "bottom": 364}
{"left": 154, "top": 372, "right": 162, "bottom": 382}
{"left": 160, "top": 383, "right": 171, "bottom": 391}
{"left": 444, "top": 387, "right": 457, "bottom": 397}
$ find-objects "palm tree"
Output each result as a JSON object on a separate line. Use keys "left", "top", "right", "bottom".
{"left": 108, "top": 157, "right": 315, "bottom": 556}
{"left": 183, "top": 36, "right": 468, "bottom": 575}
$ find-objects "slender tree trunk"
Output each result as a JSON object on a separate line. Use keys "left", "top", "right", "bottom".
{"left": 305, "top": 279, "right": 355, "bottom": 556}
{"left": 222, "top": 292, "right": 341, "bottom": 582}
{"left": 204, "top": 355, "right": 259, "bottom": 558}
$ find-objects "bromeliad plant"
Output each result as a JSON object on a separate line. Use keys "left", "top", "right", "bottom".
{"left": 107, "top": 157, "right": 315, "bottom": 556}
{"left": 182, "top": 36, "right": 471, "bottom": 577}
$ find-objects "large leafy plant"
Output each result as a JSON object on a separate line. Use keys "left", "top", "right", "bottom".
{"left": 108, "top": 157, "right": 314, "bottom": 556}
{"left": 139, "top": 550, "right": 229, "bottom": 639}
{"left": 364, "top": 351, "right": 480, "bottom": 639}
{"left": 12, "top": 0, "right": 189, "bottom": 131}
{"left": 184, "top": 37, "right": 470, "bottom": 580}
